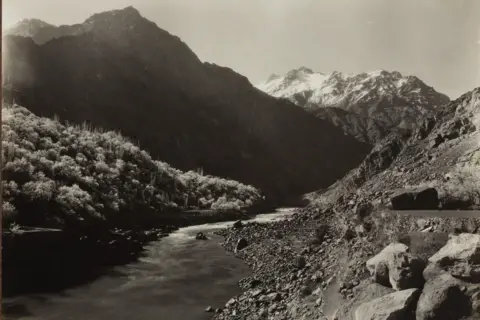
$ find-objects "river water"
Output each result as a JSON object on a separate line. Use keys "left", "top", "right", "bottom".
{"left": 3, "top": 208, "right": 295, "bottom": 320}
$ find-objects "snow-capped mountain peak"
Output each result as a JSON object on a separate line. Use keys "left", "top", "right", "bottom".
{"left": 257, "top": 68, "right": 450, "bottom": 130}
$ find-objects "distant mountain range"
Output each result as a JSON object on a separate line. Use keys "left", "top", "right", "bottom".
{"left": 257, "top": 68, "right": 450, "bottom": 143}
{"left": 2, "top": 6, "right": 371, "bottom": 205}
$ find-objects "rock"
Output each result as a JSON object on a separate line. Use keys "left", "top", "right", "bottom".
{"left": 355, "top": 202, "right": 374, "bottom": 220}
{"left": 355, "top": 288, "right": 420, "bottom": 320}
{"left": 258, "top": 308, "right": 268, "bottom": 318}
{"left": 367, "top": 242, "right": 425, "bottom": 290}
{"left": 205, "top": 306, "right": 214, "bottom": 312}
{"left": 297, "top": 255, "right": 306, "bottom": 269}
{"left": 367, "top": 243, "right": 408, "bottom": 284}
{"left": 235, "top": 238, "right": 248, "bottom": 253}
{"left": 249, "top": 279, "right": 262, "bottom": 288}
{"left": 355, "top": 224, "right": 366, "bottom": 237}
{"left": 232, "top": 220, "right": 243, "bottom": 229}
{"left": 310, "top": 224, "right": 328, "bottom": 245}
{"left": 425, "top": 233, "right": 480, "bottom": 282}
{"left": 300, "top": 285, "right": 312, "bottom": 296}
{"left": 416, "top": 219, "right": 428, "bottom": 230}
{"left": 195, "top": 232, "right": 207, "bottom": 240}
{"left": 267, "top": 292, "right": 282, "bottom": 302}
{"left": 390, "top": 187, "right": 439, "bottom": 210}
{"left": 343, "top": 227, "right": 357, "bottom": 241}
{"left": 225, "top": 298, "right": 237, "bottom": 308}
{"left": 416, "top": 273, "right": 474, "bottom": 320}
{"left": 388, "top": 251, "right": 426, "bottom": 290}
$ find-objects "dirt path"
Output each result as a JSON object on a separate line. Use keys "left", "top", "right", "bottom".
{"left": 321, "top": 246, "right": 350, "bottom": 319}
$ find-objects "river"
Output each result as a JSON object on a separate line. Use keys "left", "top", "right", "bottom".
{"left": 3, "top": 208, "right": 296, "bottom": 320}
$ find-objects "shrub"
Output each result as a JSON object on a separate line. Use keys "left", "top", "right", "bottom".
{"left": 1, "top": 104, "right": 262, "bottom": 228}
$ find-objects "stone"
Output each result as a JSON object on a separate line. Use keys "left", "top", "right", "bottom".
{"left": 205, "top": 306, "right": 214, "bottom": 312}
{"left": 355, "top": 224, "right": 366, "bottom": 237}
{"left": 367, "top": 243, "right": 408, "bottom": 283}
{"left": 235, "top": 238, "right": 248, "bottom": 253}
{"left": 390, "top": 187, "right": 439, "bottom": 210}
{"left": 195, "top": 232, "right": 207, "bottom": 240}
{"left": 297, "top": 255, "right": 307, "bottom": 269}
{"left": 232, "top": 220, "right": 243, "bottom": 229}
{"left": 367, "top": 242, "right": 425, "bottom": 290}
{"left": 416, "top": 273, "right": 474, "bottom": 320}
{"left": 388, "top": 251, "right": 426, "bottom": 290}
{"left": 416, "top": 219, "right": 428, "bottom": 230}
{"left": 355, "top": 288, "right": 420, "bottom": 320}
{"left": 425, "top": 233, "right": 480, "bottom": 282}
{"left": 355, "top": 202, "right": 374, "bottom": 220}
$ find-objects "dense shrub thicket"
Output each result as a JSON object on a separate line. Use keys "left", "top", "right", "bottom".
{"left": 2, "top": 105, "right": 262, "bottom": 228}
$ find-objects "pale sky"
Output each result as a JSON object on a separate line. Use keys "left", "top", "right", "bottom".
{"left": 3, "top": 0, "right": 480, "bottom": 98}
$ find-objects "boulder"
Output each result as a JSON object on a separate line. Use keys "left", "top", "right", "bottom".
{"left": 355, "top": 288, "right": 420, "bottom": 320}
{"left": 235, "top": 238, "right": 248, "bottom": 253}
{"left": 416, "top": 273, "right": 475, "bottom": 320}
{"left": 388, "top": 252, "right": 426, "bottom": 290}
{"left": 367, "top": 243, "right": 408, "bottom": 284}
{"left": 390, "top": 187, "right": 439, "bottom": 210}
{"left": 424, "top": 233, "right": 480, "bottom": 283}
{"left": 195, "top": 232, "right": 207, "bottom": 240}
{"left": 367, "top": 243, "right": 425, "bottom": 290}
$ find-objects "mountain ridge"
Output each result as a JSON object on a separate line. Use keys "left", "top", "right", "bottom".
{"left": 2, "top": 6, "right": 372, "bottom": 205}
{"left": 257, "top": 67, "right": 450, "bottom": 132}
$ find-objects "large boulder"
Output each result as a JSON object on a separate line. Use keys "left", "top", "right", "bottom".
{"left": 388, "top": 252, "right": 426, "bottom": 291}
{"left": 390, "top": 187, "right": 439, "bottom": 210}
{"left": 367, "top": 243, "right": 408, "bottom": 286}
{"left": 366, "top": 243, "right": 425, "bottom": 290}
{"left": 334, "top": 283, "right": 395, "bottom": 320}
{"left": 424, "top": 233, "right": 480, "bottom": 283}
{"left": 355, "top": 288, "right": 421, "bottom": 320}
{"left": 416, "top": 273, "right": 477, "bottom": 320}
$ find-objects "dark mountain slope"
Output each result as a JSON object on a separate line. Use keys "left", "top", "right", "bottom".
{"left": 3, "top": 7, "right": 371, "bottom": 204}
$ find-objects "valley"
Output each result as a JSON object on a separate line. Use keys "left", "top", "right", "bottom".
{"left": 2, "top": 3, "right": 480, "bottom": 320}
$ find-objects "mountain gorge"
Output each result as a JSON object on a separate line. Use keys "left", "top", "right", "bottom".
{"left": 2, "top": 7, "right": 371, "bottom": 205}
{"left": 258, "top": 68, "right": 450, "bottom": 144}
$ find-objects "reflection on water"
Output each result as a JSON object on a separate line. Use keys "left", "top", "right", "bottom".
{"left": 3, "top": 209, "right": 296, "bottom": 320}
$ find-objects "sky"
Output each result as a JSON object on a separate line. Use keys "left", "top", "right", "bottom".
{"left": 3, "top": 0, "right": 480, "bottom": 99}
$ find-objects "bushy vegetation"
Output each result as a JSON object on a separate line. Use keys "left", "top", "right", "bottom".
{"left": 2, "top": 105, "right": 262, "bottom": 228}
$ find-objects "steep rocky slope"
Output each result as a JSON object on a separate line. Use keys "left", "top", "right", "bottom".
{"left": 2, "top": 7, "right": 371, "bottom": 205}
{"left": 311, "top": 87, "right": 480, "bottom": 210}
{"left": 309, "top": 106, "right": 395, "bottom": 144}
{"left": 258, "top": 68, "right": 450, "bottom": 143}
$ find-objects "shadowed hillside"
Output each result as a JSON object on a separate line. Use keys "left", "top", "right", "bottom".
{"left": 2, "top": 7, "right": 371, "bottom": 205}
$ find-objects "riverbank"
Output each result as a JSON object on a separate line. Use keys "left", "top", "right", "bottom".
{"left": 212, "top": 204, "right": 480, "bottom": 320}
{"left": 2, "top": 208, "right": 260, "bottom": 297}
{"left": 2, "top": 209, "right": 296, "bottom": 320}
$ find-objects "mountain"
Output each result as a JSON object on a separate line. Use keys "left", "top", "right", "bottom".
{"left": 2, "top": 7, "right": 371, "bottom": 205}
{"left": 310, "top": 87, "right": 480, "bottom": 209}
{"left": 3, "top": 18, "right": 85, "bottom": 45}
{"left": 257, "top": 68, "right": 450, "bottom": 141}
{"left": 308, "top": 106, "right": 394, "bottom": 144}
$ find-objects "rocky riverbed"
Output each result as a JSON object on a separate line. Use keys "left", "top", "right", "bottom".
{"left": 212, "top": 203, "right": 480, "bottom": 320}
